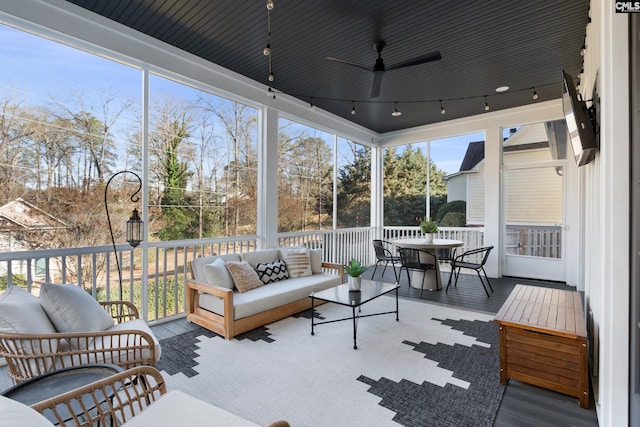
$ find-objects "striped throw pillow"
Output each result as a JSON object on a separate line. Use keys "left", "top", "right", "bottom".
{"left": 281, "top": 248, "right": 312, "bottom": 278}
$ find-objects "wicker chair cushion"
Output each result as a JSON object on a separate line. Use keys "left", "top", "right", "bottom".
{"left": 80, "top": 318, "right": 162, "bottom": 363}
{"left": 39, "top": 283, "right": 114, "bottom": 338}
{"left": 0, "top": 396, "right": 53, "bottom": 427}
{"left": 0, "top": 286, "right": 57, "bottom": 335}
{"left": 203, "top": 257, "right": 235, "bottom": 290}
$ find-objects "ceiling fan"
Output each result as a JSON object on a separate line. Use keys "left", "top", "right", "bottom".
{"left": 326, "top": 40, "right": 441, "bottom": 98}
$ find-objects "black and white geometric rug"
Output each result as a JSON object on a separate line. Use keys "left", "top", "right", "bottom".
{"left": 156, "top": 297, "right": 504, "bottom": 427}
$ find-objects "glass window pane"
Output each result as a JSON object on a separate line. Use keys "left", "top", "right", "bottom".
{"left": 277, "top": 118, "right": 334, "bottom": 232}
{"left": 431, "top": 132, "right": 485, "bottom": 227}
{"left": 504, "top": 166, "right": 562, "bottom": 258}
{"left": 0, "top": 24, "right": 141, "bottom": 250}
{"left": 383, "top": 143, "right": 427, "bottom": 226}
{"left": 336, "top": 138, "right": 370, "bottom": 227}
{"left": 149, "top": 74, "right": 258, "bottom": 239}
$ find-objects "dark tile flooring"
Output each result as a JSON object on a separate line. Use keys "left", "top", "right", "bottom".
{"left": 366, "top": 266, "right": 599, "bottom": 427}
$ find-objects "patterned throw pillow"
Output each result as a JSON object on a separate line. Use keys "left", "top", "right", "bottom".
{"left": 225, "top": 261, "right": 264, "bottom": 293}
{"left": 280, "top": 247, "right": 312, "bottom": 278}
{"left": 255, "top": 259, "right": 289, "bottom": 284}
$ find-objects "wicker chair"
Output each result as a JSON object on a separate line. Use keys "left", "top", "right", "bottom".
{"left": 30, "top": 365, "right": 166, "bottom": 426}
{"left": 0, "top": 300, "right": 158, "bottom": 384}
{"left": 27, "top": 366, "right": 291, "bottom": 427}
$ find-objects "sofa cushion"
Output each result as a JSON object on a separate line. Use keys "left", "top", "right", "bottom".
{"left": 203, "top": 257, "right": 235, "bottom": 290}
{"left": 280, "top": 247, "right": 312, "bottom": 278}
{"left": 225, "top": 261, "right": 264, "bottom": 293}
{"left": 62, "top": 319, "right": 161, "bottom": 366}
{"left": 255, "top": 259, "right": 289, "bottom": 284}
{"left": 191, "top": 254, "right": 241, "bottom": 283}
{"left": 0, "top": 285, "right": 58, "bottom": 354}
{"left": 240, "top": 249, "right": 280, "bottom": 268}
{"left": 39, "top": 283, "right": 114, "bottom": 335}
{"left": 199, "top": 273, "right": 342, "bottom": 319}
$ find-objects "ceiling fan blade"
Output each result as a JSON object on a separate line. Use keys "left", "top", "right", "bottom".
{"left": 325, "top": 57, "right": 371, "bottom": 72}
{"left": 386, "top": 51, "right": 442, "bottom": 71}
{"left": 371, "top": 70, "right": 384, "bottom": 98}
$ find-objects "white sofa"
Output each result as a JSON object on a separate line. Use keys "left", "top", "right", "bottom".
{"left": 0, "top": 283, "right": 160, "bottom": 383}
{"left": 186, "top": 248, "right": 344, "bottom": 339}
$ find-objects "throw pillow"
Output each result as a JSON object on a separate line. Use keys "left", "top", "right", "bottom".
{"left": 225, "top": 261, "right": 264, "bottom": 293}
{"left": 280, "top": 247, "right": 312, "bottom": 278}
{"left": 0, "top": 285, "right": 58, "bottom": 354}
{"left": 203, "top": 257, "right": 235, "bottom": 290}
{"left": 39, "top": 283, "right": 115, "bottom": 335}
{"left": 309, "top": 248, "right": 323, "bottom": 274}
{"left": 255, "top": 259, "right": 289, "bottom": 284}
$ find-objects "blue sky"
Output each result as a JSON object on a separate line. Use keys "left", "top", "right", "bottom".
{"left": 0, "top": 23, "right": 482, "bottom": 174}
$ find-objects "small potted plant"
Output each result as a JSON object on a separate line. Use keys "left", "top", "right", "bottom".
{"left": 344, "top": 259, "right": 367, "bottom": 291}
{"left": 420, "top": 218, "right": 438, "bottom": 242}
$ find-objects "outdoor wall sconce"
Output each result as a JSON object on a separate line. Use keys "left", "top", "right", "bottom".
{"left": 104, "top": 170, "right": 143, "bottom": 298}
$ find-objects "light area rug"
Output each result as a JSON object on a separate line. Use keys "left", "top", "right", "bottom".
{"left": 156, "top": 296, "right": 503, "bottom": 427}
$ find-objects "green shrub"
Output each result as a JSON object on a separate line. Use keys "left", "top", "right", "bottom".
{"left": 97, "top": 278, "right": 185, "bottom": 320}
{"left": 436, "top": 200, "right": 466, "bottom": 223}
{"left": 440, "top": 212, "right": 466, "bottom": 227}
{"left": 0, "top": 274, "right": 27, "bottom": 292}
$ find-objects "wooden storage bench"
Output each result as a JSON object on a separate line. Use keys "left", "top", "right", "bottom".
{"left": 494, "top": 284, "right": 589, "bottom": 408}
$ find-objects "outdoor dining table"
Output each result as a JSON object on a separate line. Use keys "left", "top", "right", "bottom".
{"left": 392, "top": 238, "right": 464, "bottom": 291}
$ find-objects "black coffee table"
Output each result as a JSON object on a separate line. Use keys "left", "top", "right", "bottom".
{"left": 309, "top": 279, "right": 399, "bottom": 349}
{"left": 2, "top": 364, "right": 123, "bottom": 424}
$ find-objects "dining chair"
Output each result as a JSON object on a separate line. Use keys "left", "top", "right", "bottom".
{"left": 372, "top": 240, "right": 401, "bottom": 281}
{"left": 398, "top": 247, "right": 436, "bottom": 297}
{"left": 446, "top": 246, "right": 494, "bottom": 297}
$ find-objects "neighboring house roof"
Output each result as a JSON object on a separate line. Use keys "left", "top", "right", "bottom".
{"left": 445, "top": 123, "right": 554, "bottom": 180}
{"left": 459, "top": 141, "right": 485, "bottom": 172}
{"left": 0, "top": 198, "right": 67, "bottom": 231}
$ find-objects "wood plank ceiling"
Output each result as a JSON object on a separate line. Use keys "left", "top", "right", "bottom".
{"left": 64, "top": 0, "right": 590, "bottom": 134}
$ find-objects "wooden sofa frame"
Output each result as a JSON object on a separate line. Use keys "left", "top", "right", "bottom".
{"left": 0, "top": 301, "right": 156, "bottom": 384}
{"left": 186, "top": 262, "right": 344, "bottom": 339}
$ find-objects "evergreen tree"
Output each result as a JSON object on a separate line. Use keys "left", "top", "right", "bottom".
{"left": 383, "top": 145, "right": 448, "bottom": 226}
{"left": 336, "top": 145, "right": 371, "bottom": 227}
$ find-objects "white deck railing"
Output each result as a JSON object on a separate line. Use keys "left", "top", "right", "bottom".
{"left": 0, "top": 226, "right": 487, "bottom": 323}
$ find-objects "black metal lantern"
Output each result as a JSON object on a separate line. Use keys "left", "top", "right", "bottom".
{"left": 126, "top": 208, "right": 143, "bottom": 248}
{"left": 105, "top": 170, "right": 143, "bottom": 300}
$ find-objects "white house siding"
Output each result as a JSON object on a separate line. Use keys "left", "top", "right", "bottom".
{"left": 504, "top": 167, "right": 562, "bottom": 224}
{"left": 446, "top": 174, "right": 467, "bottom": 202}
{"left": 467, "top": 164, "right": 485, "bottom": 225}
{"left": 503, "top": 146, "right": 553, "bottom": 165}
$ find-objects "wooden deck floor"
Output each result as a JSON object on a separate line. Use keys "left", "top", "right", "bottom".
{"left": 0, "top": 268, "right": 600, "bottom": 426}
